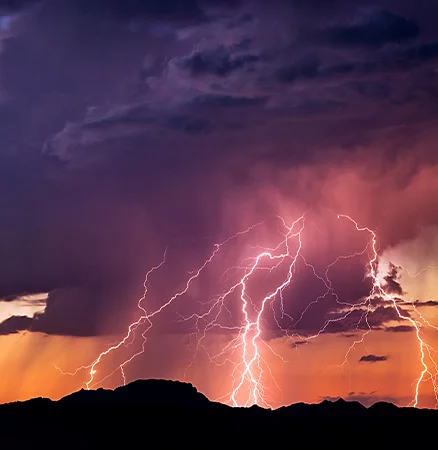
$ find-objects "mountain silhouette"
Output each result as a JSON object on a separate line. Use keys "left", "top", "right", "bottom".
{"left": 0, "top": 379, "right": 435, "bottom": 449}
{"left": 59, "top": 379, "right": 217, "bottom": 407}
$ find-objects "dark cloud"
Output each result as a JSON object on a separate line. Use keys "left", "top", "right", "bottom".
{"left": 383, "top": 264, "right": 404, "bottom": 296}
{"left": 320, "top": 305, "right": 410, "bottom": 335}
{"left": 0, "top": 315, "right": 32, "bottom": 335}
{"left": 0, "top": 0, "right": 39, "bottom": 13}
{"left": 0, "top": 0, "right": 241, "bottom": 21}
{"left": 166, "top": 115, "right": 210, "bottom": 134}
{"left": 1, "top": 0, "right": 438, "bottom": 340}
{"left": 180, "top": 45, "right": 261, "bottom": 77}
{"left": 369, "top": 305, "right": 410, "bottom": 325}
{"left": 29, "top": 288, "right": 105, "bottom": 336}
{"left": 413, "top": 300, "right": 438, "bottom": 307}
{"left": 276, "top": 54, "right": 321, "bottom": 83}
{"left": 74, "top": 0, "right": 205, "bottom": 22}
{"left": 258, "top": 255, "right": 415, "bottom": 339}
{"left": 323, "top": 9, "right": 420, "bottom": 48}
{"left": 1, "top": 283, "right": 152, "bottom": 337}
{"left": 341, "top": 333, "right": 358, "bottom": 338}
{"left": 402, "top": 41, "right": 438, "bottom": 63}
{"left": 383, "top": 325, "right": 415, "bottom": 333}
{"left": 346, "top": 81, "right": 391, "bottom": 100}
{"left": 359, "top": 354, "right": 388, "bottom": 363}
{"left": 189, "top": 93, "right": 267, "bottom": 109}
{"left": 277, "top": 40, "right": 438, "bottom": 86}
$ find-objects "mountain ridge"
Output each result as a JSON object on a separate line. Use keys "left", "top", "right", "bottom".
{"left": 3, "top": 378, "right": 432, "bottom": 411}
{"left": 1, "top": 379, "right": 436, "bottom": 448}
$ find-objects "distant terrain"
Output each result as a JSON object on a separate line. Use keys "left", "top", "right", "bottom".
{"left": 1, "top": 379, "right": 435, "bottom": 448}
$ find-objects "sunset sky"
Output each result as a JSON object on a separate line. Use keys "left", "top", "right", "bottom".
{"left": 1, "top": 0, "right": 438, "bottom": 409}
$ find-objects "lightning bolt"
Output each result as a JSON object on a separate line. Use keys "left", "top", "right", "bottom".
{"left": 56, "top": 212, "right": 438, "bottom": 409}
{"left": 337, "top": 215, "right": 438, "bottom": 408}
{"left": 56, "top": 223, "right": 265, "bottom": 391}
{"left": 228, "top": 214, "right": 305, "bottom": 407}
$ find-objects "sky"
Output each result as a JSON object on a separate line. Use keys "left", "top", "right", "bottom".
{"left": 1, "top": 0, "right": 438, "bottom": 409}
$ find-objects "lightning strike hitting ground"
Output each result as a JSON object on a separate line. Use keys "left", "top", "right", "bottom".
{"left": 57, "top": 212, "right": 438, "bottom": 409}
{"left": 338, "top": 215, "right": 438, "bottom": 407}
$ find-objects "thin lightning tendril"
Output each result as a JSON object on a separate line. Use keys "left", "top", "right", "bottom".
{"left": 56, "top": 213, "right": 438, "bottom": 409}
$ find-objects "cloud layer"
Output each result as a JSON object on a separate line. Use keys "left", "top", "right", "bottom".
{"left": 0, "top": 0, "right": 437, "bottom": 341}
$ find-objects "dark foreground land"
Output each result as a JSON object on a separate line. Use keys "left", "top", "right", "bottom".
{"left": 1, "top": 379, "right": 436, "bottom": 449}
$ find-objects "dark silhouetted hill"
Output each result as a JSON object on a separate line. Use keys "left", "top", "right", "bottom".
{"left": 59, "top": 378, "right": 217, "bottom": 407}
{"left": 0, "top": 379, "right": 435, "bottom": 449}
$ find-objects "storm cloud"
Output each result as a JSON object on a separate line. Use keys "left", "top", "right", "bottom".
{"left": 359, "top": 354, "right": 388, "bottom": 363}
{"left": 0, "top": 0, "right": 438, "bottom": 341}
{"left": 0, "top": 315, "right": 32, "bottom": 335}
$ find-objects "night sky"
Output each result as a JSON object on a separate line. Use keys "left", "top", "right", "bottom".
{"left": 1, "top": 0, "right": 438, "bottom": 409}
